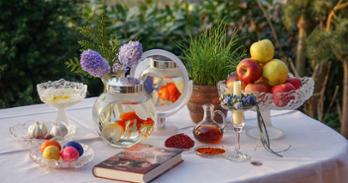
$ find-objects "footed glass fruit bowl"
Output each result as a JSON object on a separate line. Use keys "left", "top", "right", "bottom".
{"left": 218, "top": 76, "right": 314, "bottom": 139}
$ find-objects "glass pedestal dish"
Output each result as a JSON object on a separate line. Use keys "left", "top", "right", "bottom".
{"left": 36, "top": 79, "right": 87, "bottom": 137}
{"left": 218, "top": 77, "right": 314, "bottom": 140}
{"left": 246, "top": 77, "right": 314, "bottom": 139}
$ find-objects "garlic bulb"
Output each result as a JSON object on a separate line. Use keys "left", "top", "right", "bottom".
{"left": 27, "top": 121, "right": 48, "bottom": 139}
{"left": 49, "top": 122, "right": 68, "bottom": 137}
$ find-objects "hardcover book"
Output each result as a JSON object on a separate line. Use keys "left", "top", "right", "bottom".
{"left": 93, "top": 144, "right": 183, "bottom": 183}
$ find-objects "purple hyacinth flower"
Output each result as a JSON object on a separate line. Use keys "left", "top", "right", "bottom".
{"left": 223, "top": 97, "right": 230, "bottom": 105}
{"left": 112, "top": 62, "right": 123, "bottom": 73}
{"left": 242, "top": 95, "right": 257, "bottom": 106}
{"left": 118, "top": 41, "right": 143, "bottom": 68}
{"left": 233, "top": 102, "right": 243, "bottom": 110}
{"left": 80, "top": 49, "right": 110, "bottom": 78}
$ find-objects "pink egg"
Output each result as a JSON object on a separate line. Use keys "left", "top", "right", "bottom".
{"left": 61, "top": 146, "right": 80, "bottom": 162}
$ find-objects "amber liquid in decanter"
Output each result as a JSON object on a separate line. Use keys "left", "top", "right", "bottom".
{"left": 193, "top": 104, "right": 226, "bottom": 144}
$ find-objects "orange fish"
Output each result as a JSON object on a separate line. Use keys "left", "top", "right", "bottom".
{"left": 116, "top": 112, "right": 154, "bottom": 133}
{"left": 158, "top": 82, "right": 181, "bottom": 102}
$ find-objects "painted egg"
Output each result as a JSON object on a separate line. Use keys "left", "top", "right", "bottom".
{"left": 63, "top": 141, "right": 84, "bottom": 156}
{"left": 49, "top": 122, "right": 68, "bottom": 137}
{"left": 61, "top": 146, "right": 79, "bottom": 162}
{"left": 42, "top": 145, "right": 60, "bottom": 160}
{"left": 101, "top": 123, "right": 123, "bottom": 144}
{"left": 40, "top": 139, "right": 61, "bottom": 153}
{"left": 27, "top": 121, "right": 48, "bottom": 139}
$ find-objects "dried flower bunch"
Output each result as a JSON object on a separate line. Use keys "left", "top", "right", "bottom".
{"left": 220, "top": 93, "right": 257, "bottom": 110}
{"left": 80, "top": 41, "right": 143, "bottom": 78}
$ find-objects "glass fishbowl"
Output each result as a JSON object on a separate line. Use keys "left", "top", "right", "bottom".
{"left": 140, "top": 55, "right": 184, "bottom": 108}
{"left": 131, "top": 49, "right": 193, "bottom": 135}
{"left": 92, "top": 77, "right": 156, "bottom": 148}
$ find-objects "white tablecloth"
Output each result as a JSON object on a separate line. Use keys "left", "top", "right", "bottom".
{"left": 0, "top": 98, "right": 347, "bottom": 183}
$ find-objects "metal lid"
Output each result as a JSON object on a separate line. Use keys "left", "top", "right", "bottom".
{"left": 106, "top": 77, "right": 143, "bottom": 94}
{"left": 150, "top": 55, "right": 177, "bottom": 69}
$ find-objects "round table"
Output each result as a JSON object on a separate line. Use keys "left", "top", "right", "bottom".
{"left": 0, "top": 97, "right": 347, "bottom": 183}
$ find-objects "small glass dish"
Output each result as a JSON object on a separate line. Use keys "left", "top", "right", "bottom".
{"left": 195, "top": 145, "right": 227, "bottom": 158}
{"left": 9, "top": 120, "right": 76, "bottom": 146}
{"left": 29, "top": 143, "right": 94, "bottom": 169}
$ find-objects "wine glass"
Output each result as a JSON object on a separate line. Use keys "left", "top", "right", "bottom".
{"left": 218, "top": 80, "right": 252, "bottom": 161}
{"left": 229, "top": 109, "right": 251, "bottom": 161}
{"left": 37, "top": 79, "right": 87, "bottom": 129}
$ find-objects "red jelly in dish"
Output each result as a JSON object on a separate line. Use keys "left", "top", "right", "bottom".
{"left": 165, "top": 133, "right": 195, "bottom": 149}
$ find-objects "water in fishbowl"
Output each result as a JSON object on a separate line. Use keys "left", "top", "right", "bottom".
{"left": 142, "top": 75, "right": 184, "bottom": 107}
{"left": 97, "top": 102, "right": 155, "bottom": 148}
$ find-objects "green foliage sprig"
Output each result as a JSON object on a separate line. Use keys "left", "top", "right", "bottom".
{"left": 65, "top": 14, "right": 120, "bottom": 76}
{"left": 182, "top": 24, "right": 245, "bottom": 86}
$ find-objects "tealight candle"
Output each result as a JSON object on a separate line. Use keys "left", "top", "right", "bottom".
{"left": 233, "top": 81, "right": 242, "bottom": 96}
{"left": 232, "top": 81, "right": 244, "bottom": 126}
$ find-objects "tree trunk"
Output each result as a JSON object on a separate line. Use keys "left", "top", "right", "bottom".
{"left": 295, "top": 14, "right": 307, "bottom": 76}
{"left": 340, "top": 61, "right": 348, "bottom": 139}
{"left": 304, "top": 62, "right": 330, "bottom": 120}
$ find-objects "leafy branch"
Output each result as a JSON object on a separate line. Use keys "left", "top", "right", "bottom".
{"left": 65, "top": 14, "right": 120, "bottom": 75}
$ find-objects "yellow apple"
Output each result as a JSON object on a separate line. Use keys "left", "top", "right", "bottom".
{"left": 262, "top": 59, "right": 289, "bottom": 86}
{"left": 250, "top": 39, "right": 275, "bottom": 63}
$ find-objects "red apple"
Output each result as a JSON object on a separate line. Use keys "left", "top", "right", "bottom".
{"left": 245, "top": 83, "right": 272, "bottom": 93}
{"left": 287, "top": 77, "right": 302, "bottom": 89}
{"left": 236, "top": 58, "right": 262, "bottom": 84}
{"left": 254, "top": 76, "right": 267, "bottom": 84}
{"left": 272, "top": 83, "right": 296, "bottom": 107}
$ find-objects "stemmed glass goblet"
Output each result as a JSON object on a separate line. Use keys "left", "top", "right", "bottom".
{"left": 218, "top": 80, "right": 255, "bottom": 161}
{"left": 37, "top": 79, "right": 87, "bottom": 130}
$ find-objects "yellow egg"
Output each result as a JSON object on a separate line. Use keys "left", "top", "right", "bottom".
{"left": 42, "top": 145, "right": 60, "bottom": 160}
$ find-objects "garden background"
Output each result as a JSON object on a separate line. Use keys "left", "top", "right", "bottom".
{"left": 1, "top": 0, "right": 347, "bottom": 136}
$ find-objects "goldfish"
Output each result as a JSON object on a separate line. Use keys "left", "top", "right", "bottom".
{"left": 158, "top": 82, "right": 181, "bottom": 102}
{"left": 116, "top": 112, "right": 154, "bottom": 138}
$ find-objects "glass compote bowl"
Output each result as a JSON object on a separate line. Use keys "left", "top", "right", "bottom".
{"left": 37, "top": 79, "right": 87, "bottom": 130}
{"left": 218, "top": 76, "right": 314, "bottom": 140}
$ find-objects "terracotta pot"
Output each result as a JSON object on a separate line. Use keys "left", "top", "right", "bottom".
{"left": 187, "top": 84, "right": 227, "bottom": 123}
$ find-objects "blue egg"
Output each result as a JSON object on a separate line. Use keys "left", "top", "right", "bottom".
{"left": 63, "top": 141, "right": 84, "bottom": 156}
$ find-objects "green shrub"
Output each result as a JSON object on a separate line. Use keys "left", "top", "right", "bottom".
{"left": 0, "top": 0, "right": 81, "bottom": 108}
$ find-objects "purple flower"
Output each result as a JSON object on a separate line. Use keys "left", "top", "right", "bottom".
{"left": 112, "top": 62, "right": 123, "bottom": 73}
{"left": 80, "top": 49, "right": 110, "bottom": 78}
{"left": 118, "top": 41, "right": 143, "bottom": 68}
{"left": 233, "top": 102, "right": 243, "bottom": 110}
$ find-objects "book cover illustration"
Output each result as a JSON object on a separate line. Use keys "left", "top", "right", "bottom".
{"left": 97, "top": 144, "right": 182, "bottom": 174}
